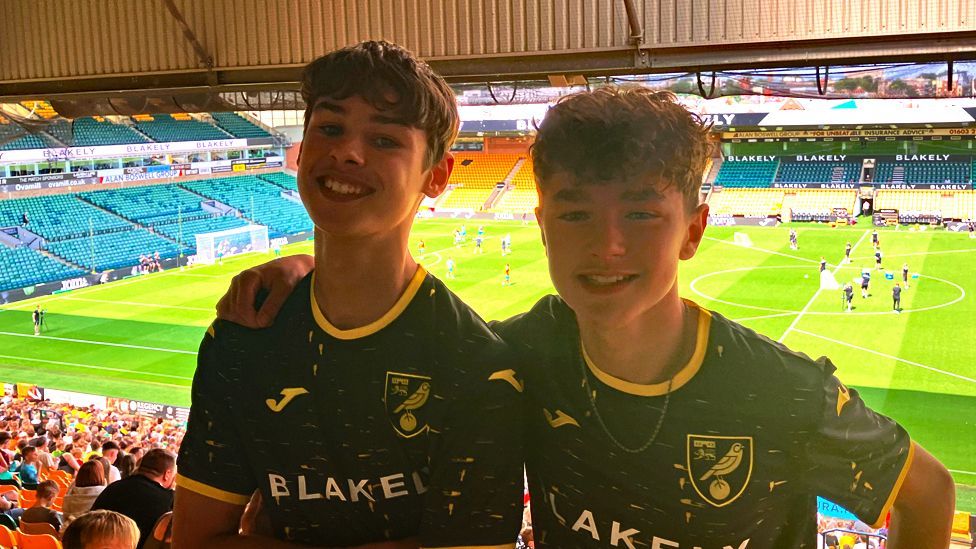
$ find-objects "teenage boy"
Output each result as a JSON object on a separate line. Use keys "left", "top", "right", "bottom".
{"left": 174, "top": 41, "right": 524, "bottom": 549}
{"left": 218, "top": 88, "right": 952, "bottom": 548}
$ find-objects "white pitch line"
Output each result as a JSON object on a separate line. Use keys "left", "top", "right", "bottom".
{"left": 949, "top": 468, "right": 976, "bottom": 476}
{"left": 168, "top": 272, "right": 225, "bottom": 278}
{"left": 856, "top": 247, "right": 976, "bottom": 261}
{"left": 0, "top": 354, "right": 192, "bottom": 383}
{"left": 730, "top": 312, "right": 800, "bottom": 323}
{"left": 703, "top": 236, "right": 820, "bottom": 264}
{"left": 0, "top": 331, "right": 197, "bottom": 355}
{"left": 61, "top": 297, "right": 212, "bottom": 312}
{"left": 779, "top": 229, "right": 870, "bottom": 343}
{"left": 793, "top": 329, "right": 976, "bottom": 384}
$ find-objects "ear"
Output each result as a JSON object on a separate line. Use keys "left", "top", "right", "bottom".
{"left": 679, "top": 202, "right": 709, "bottom": 260}
{"left": 534, "top": 205, "right": 547, "bottom": 249}
{"left": 423, "top": 152, "right": 454, "bottom": 198}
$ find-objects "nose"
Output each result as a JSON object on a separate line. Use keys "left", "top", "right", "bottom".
{"left": 590, "top": 218, "right": 627, "bottom": 260}
{"left": 329, "top": 135, "right": 365, "bottom": 166}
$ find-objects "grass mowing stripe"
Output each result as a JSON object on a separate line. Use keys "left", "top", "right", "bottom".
{"left": 0, "top": 331, "right": 196, "bottom": 355}
{"left": 779, "top": 229, "right": 869, "bottom": 343}
{"left": 0, "top": 354, "right": 192, "bottom": 382}
{"left": 794, "top": 329, "right": 976, "bottom": 384}
{"left": 702, "top": 235, "right": 821, "bottom": 265}
{"left": 62, "top": 297, "right": 213, "bottom": 312}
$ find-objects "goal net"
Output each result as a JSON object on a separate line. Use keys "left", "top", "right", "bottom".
{"left": 194, "top": 224, "right": 269, "bottom": 265}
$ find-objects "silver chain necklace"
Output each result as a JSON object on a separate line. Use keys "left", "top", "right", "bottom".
{"left": 579, "top": 349, "right": 672, "bottom": 454}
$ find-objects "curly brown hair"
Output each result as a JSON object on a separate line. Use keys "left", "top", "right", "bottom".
{"left": 301, "top": 40, "right": 459, "bottom": 170}
{"left": 531, "top": 86, "right": 713, "bottom": 210}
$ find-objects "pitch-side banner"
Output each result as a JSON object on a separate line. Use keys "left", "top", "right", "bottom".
{"left": 0, "top": 138, "right": 249, "bottom": 163}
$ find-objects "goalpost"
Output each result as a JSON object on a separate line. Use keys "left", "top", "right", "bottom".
{"left": 194, "top": 224, "right": 270, "bottom": 265}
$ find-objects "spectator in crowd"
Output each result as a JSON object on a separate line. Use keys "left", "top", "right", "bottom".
{"left": 92, "top": 449, "right": 175, "bottom": 549}
{"left": 101, "top": 441, "right": 123, "bottom": 482}
{"left": 62, "top": 509, "right": 140, "bottom": 549}
{"left": 11, "top": 446, "right": 40, "bottom": 487}
{"left": 89, "top": 456, "right": 113, "bottom": 486}
{"left": 63, "top": 461, "right": 109, "bottom": 522}
{"left": 117, "top": 454, "right": 137, "bottom": 480}
{"left": 21, "top": 479, "right": 62, "bottom": 531}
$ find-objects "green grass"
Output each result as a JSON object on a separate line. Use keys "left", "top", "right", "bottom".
{"left": 1, "top": 219, "right": 974, "bottom": 510}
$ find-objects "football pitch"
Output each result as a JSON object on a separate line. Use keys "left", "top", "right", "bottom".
{"left": 1, "top": 218, "right": 974, "bottom": 510}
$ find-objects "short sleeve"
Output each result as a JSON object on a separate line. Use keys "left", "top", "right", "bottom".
{"left": 418, "top": 362, "right": 525, "bottom": 548}
{"left": 176, "top": 321, "right": 255, "bottom": 506}
{"left": 804, "top": 363, "right": 913, "bottom": 528}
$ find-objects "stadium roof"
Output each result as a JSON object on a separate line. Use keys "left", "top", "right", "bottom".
{"left": 1, "top": 0, "right": 976, "bottom": 117}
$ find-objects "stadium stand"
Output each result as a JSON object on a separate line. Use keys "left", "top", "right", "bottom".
{"left": 45, "top": 229, "right": 178, "bottom": 272}
{"left": 946, "top": 190, "right": 976, "bottom": 221}
{"left": 0, "top": 246, "right": 85, "bottom": 292}
{"left": 0, "top": 195, "right": 131, "bottom": 242}
{"left": 69, "top": 118, "right": 150, "bottom": 146}
{"left": 0, "top": 132, "right": 51, "bottom": 151}
{"left": 132, "top": 114, "right": 231, "bottom": 143}
{"left": 776, "top": 162, "right": 861, "bottom": 185}
{"left": 492, "top": 157, "right": 537, "bottom": 213}
{"left": 874, "top": 161, "right": 970, "bottom": 185}
{"left": 182, "top": 176, "right": 312, "bottom": 236}
{"left": 79, "top": 184, "right": 207, "bottom": 225}
{"left": 874, "top": 189, "right": 944, "bottom": 223}
{"left": 211, "top": 112, "right": 272, "bottom": 138}
{"left": 713, "top": 160, "right": 780, "bottom": 188}
{"left": 258, "top": 171, "right": 299, "bottom": 191}
{"left": 438, "top": 153, "right": 521, "bottom": 210}
{"left": 150, "top": 215, "right": 250, "bottom": 249}
{"left": 788, "top": 190, "right": 858, "bottom": 221}
{"left": 707, "top": 188, "right": 784, "bottom": 216}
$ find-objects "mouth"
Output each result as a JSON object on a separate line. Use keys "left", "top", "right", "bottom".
{"left": 577, "top": 273, "right": 638, "bottom": 291}
{"left": 316, "top": 176, "right": 374, "bottom": 202}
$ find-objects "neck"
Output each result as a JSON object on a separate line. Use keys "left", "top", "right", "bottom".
{"left": 578, "top": 289, "right": 696, "bottom": 386}
{"left": 313, "top": 227, "right": 418, "bottom": 330}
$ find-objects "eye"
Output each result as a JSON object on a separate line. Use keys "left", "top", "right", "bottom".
{"left": 627, "top": 211, "right": 658, "bottom": 220}
{"left": 318, "top": 124, "right": 342, "bottom": 137}
{"left": 372, "top": 136, "right": 401, "bottom": 149}
{"left": 557, "top": 211, "right": 589, "bottom": 222}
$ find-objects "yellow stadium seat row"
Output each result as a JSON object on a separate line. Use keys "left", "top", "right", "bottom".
{"left": 492, "top": 188, "right": 538, "bottom": 213}
{"left": 447, "top": 153, "right": 523, "bottom": 190}
{"left": 789, "top": 190, "right": 857, "bottom": 213}
{"left": 437, "top": 186, "right": 495, "bottom": 211}
{"left": 707, "top": 189, "right": 784, "bottom": 216}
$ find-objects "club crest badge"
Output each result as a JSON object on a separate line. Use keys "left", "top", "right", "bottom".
{"left": 385, "top": 372, "right": 432, "bottom": 438}
{"left": 687, "top": 434, "right": 753, "bottom": 507}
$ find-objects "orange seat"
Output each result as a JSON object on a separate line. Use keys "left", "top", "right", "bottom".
{"left": 15, "top": 530, "right": 60, "bottom": 549}
{"left": 19, "top": 522, "right": 58, "bottom": 539}
{"left": 0, "top": 524, "right": 16, "bottom": 548}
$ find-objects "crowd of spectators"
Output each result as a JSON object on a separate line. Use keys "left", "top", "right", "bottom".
{"left": 0, "top": 398, "right": 185, "bottom": 548}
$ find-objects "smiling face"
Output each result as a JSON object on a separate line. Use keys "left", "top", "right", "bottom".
{"left": 297, "top": 95, "right": 452, "bottom": 240}
{"left": 536, "top": 173, "right": 708, "bottom": 331}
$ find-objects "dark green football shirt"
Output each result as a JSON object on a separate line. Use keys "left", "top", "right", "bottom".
{"left": 495, "top": 295, "right": 912, "bottom": 549}
{"left": 178, "top": 267, "right": 524, "bottom": 548}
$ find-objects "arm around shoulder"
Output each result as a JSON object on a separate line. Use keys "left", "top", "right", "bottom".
{"left": 885, "top": 443, "right": 954, "bottom": 549}
{"left": 173, "top": 487, "right": 298, "bottom": 549}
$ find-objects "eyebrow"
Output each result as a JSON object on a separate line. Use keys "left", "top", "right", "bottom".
{"left": 552, "top": 188, "right": 589, "bottom": 202}
{"left": 619, "top": 187, "right": 665, "bottom": 202}
{"left": 313, "top": 100, "right": 411, "bottom": 127}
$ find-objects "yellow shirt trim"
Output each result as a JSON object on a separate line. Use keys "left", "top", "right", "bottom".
{"left": 868, "top": 440, "right": 916, "bottom": 529}
{"left": 310, "top": 265, "right": 426, "bottom": 340}
{"left": 175, "top": 473, "right": 251, "bottom": 506}
{"left": 582, "top": 300, "right": 712, "bottom": 397}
